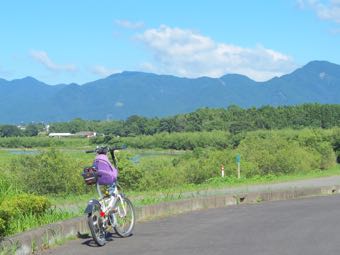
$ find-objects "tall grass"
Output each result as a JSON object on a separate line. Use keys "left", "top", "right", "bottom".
{"left": 8, "top": 208, "right": 79, "bottom": 235}
{"left": 0, "top": 173, "right": 18, "bottom": 205}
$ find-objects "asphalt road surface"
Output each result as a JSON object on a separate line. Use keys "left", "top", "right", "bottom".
{"left": 43, "top": 194, "right": 340, "bottom": 255}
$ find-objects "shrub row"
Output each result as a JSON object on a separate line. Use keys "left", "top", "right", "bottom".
{"left": 0, "top": 194, "right": 51, "bottom": 237}
{"left": 0, "top": 137, "right": 89, "bottom": 148}
{"left": 5, "top": 128, "right": 339, "bottom": 193}
{"left": 118, "top": 129, "right": 338, "bottom": 190}
{"left": 0, "top": 137, "right": 61, "bottom": 148}
{"left": 10, "top": 149, "right": 87, "bottom": 195}
{"left": 91, "top": 128, "right": 340, "bottom": 154}
{"left": 92, "top": 130, "right": 232, "bottom": 150}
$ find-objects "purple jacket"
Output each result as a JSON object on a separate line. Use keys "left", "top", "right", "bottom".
{"left": 93, "top": 154, "right": 118, "bottom": 185}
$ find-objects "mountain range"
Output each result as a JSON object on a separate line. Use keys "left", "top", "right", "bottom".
{"left": 0, "top": 60, "right": 340, "bottom": 124}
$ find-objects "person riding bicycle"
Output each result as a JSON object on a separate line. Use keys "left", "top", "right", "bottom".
{"left": 93, "top": 147, "right": 118, "bottom": 195}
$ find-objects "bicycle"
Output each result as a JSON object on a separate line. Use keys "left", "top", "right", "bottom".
{"left": 82, "top": 146, "right": 135, "bottom": 246}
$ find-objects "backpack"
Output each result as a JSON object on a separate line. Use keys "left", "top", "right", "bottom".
{"left": 93, "top": 154, "right": 118, "bottom": 185}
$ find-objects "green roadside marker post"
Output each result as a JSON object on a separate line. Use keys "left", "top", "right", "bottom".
{"left": 236, "top": 154, "right": 241, "bottom": 179}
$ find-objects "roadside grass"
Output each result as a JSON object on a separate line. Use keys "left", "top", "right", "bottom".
{"left": 0, "top": 243, "right": 20, "bottom": 255}
{"left": 50, "top": 163, "right": 340, "bottom": 211}
{"left": 7, "top": 209, "right": 79, "bottom": 236}
{"left": 203, "top": 164, "right": 340, "bottom": 188}
{"left": 1, "top": 164, "right": 339, "bottom": 238}
{"left": 1, "top": 145, "right": 339, "bottom": 237}
{"left": 129, "top": 164, "right": 340, "bottom": 206}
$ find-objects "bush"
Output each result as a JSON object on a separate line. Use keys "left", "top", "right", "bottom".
{"left": 11, "top": 149, "right": 86, "bottom": 195}
{"left": 277, "top": 129, "right": 336, "bottom": 170}
{"left": 137, "top": 157, "right": 186, "bottom": 190}
{"left": 237, "top": 131, "right": 335, "bottom": 176}
{"left": 0, "top": 210, "right": 9, "bottom": 237}
{"left": 0, "top": 167, "right": 21, "bottom": 237}
{"left": 0, "top": 137, "right": 59, "bottom": 148}
{"left": 228, "top": 121, "right": 254, "bottom": 135}
{"left": 0, "top": 137, "right": 88, "bottom": 148}
{"left": 108, "top": 131, "right": 232, "bottom": 150}
{"left": 0, "top": 194, "right": 50, "bottom": 237}
{"left": 0, "top": 194, "right": 51, "bottom": 217}
{"left": 0, "top": 171, "right": 15, "bottom": 205}
{"left": 312, "top": 141, "right": 336, "bottom": 169}
{"left": 178, "top": 149, "right": 237, "bottom": 184}
{"left": 331, "top": 128, "right": 340, "bottom": 162}
{"left": 116, "top": 152, "right": 144, "bottom": 190}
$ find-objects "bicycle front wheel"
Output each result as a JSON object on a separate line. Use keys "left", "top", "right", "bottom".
{"left": 114, "top": 197, "right": 135, "bottom": 237}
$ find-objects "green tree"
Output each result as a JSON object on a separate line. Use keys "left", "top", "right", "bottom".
{"left": 11, "top": 149, "right": 85, "bottom": 195}
{"left": 24, "top": 124, "right": 39, "bottom": 136}
{"left": 0, "top": 125, "right": 22, "bottom": 137}
{"left": 228, "top": 121, "right": 254, "bottom": 135}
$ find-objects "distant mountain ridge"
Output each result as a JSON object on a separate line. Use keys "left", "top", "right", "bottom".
{"left": 0, "top": 60, "right": 340, "bottom": 124}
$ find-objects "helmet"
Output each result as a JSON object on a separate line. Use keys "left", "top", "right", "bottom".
{"left": 97, "top": 146, "right": 108, "bottom": 154}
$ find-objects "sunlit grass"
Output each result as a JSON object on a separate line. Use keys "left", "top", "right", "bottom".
{"left": 1, "top": 164, "right": 339, "bottom": 237}
{"left": 7, "top": 208, "right": 80, "bottom": 236}
{"left": 1, "top": 144, "right": 339, "bottom": 237}
{"left": 46, "top": 164, "right": 340, "bottom": 209}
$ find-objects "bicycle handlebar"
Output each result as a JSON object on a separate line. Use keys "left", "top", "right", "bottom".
{"left": 85, "top": 145, "right": 127, "bottom": 154}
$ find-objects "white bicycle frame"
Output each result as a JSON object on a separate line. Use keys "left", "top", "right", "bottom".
{"left": 96, "top": 183, "right": 127, "bottom": 218}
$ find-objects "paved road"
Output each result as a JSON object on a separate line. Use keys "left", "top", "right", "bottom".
{"left": 43, "top": 194, "right": 340, "bottom": 255}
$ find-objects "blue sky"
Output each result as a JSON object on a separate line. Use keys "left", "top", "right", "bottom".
{"left": 1, "top": 0, "right": 340, "bottom": 85}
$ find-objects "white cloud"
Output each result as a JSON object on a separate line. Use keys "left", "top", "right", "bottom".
{"left": 91, "top": 65, "right": 120, "bottom": 77}
{"left": 299, "top": 0, "right": 340, "bottom": 23}
{"left": 115, "top": 19, "right": 144, "bottom": 29}
{"left": 30, "top": 50, "right": 77, "bottom": 72}
{"left": 136, "top": 25, "right": 296, "bottom": 81}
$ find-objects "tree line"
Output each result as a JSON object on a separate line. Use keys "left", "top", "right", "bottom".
{"left": 0, "top": 124, "right": 42, "bottom": 137}
{"left": 1, "top": 103, "right": 340, "bottom": 137}
{"left": 48, "top": 103, "right": 340, "bottom": 136}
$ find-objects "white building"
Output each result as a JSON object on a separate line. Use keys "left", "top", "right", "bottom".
{"left": 48, "top": 133, "right": 73, "bottom": 138}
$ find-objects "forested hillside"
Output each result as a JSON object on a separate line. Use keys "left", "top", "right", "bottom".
{"left": 1, "top": 61, "right": 340, "bottom": 123}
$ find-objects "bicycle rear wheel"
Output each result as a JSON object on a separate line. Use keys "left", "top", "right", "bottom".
{"left": 88, "top": 204, "right": 106, "bottom": 246}
{"left": 114, "top": 197, "right": 135, "bottom": 237}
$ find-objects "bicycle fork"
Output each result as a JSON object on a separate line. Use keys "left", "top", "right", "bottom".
{"left": 116, "top": 194, "right": 128, "bottom": 217}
